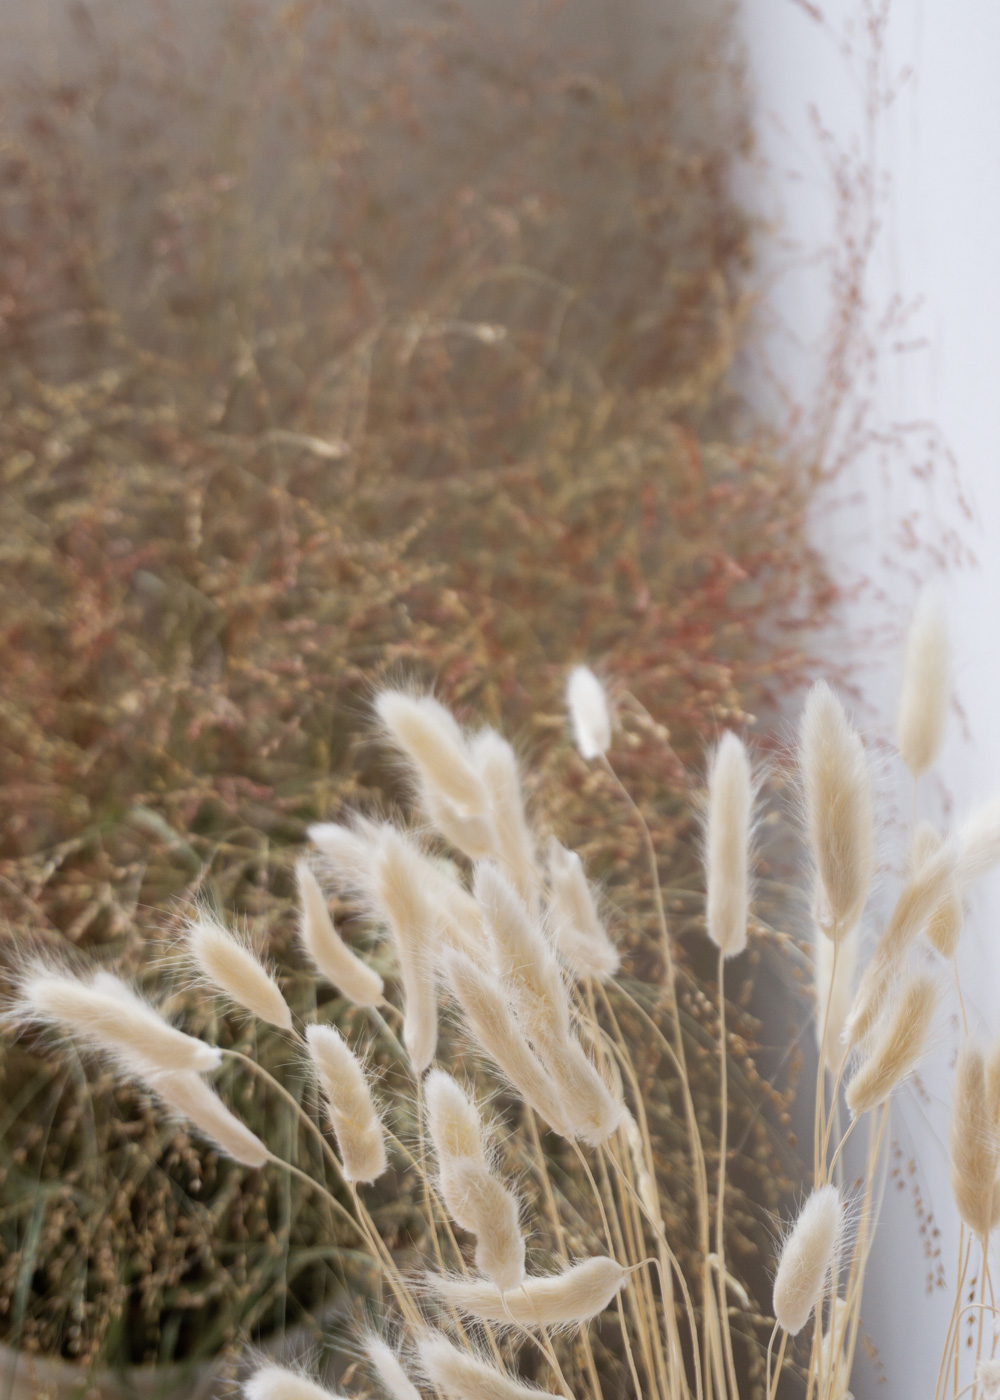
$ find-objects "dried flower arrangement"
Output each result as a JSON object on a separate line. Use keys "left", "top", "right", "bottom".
{"left": 0, "top": 0, "right": 831, "bottom": 1369}
{"left": 9, "top": 587, "right": 1000, "bottom": 1400}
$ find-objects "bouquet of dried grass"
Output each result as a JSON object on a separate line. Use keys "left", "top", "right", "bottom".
{"left": 12, "top": 589, "right": 1000, "bottom": 1400}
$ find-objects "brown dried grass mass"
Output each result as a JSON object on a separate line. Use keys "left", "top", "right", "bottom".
{"left": 0, "top": 0, "right": 825, "bottom": 1372}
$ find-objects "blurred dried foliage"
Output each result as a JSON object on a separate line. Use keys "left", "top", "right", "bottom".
{"left": 0, "top": 0, "right": 828, "bottom": 1374}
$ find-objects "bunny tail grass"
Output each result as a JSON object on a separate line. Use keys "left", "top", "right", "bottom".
{"left": 704, "top": 730, "right": 753, "bottom": 958}
{"left": 305, "top": 1024, "right": 387, "bottom": 1183}
{"left": 845, "top": 972, "right": 938, "bottom": 1115}
{"left": 897, "top": 587, "right": 950, "bottom": 780}
{"left": 366, "top": 1339, "right": 422, "bottom": 1400}
{"left": 142, "top": 1066, "right": 269, "bottom": 1168}
{"left": 547, "top": 837, "right": 619, "bottom": 980}
{"left": 426, "top": 1255, "right": 626, "bottom": 1327}
{"left": 799, "top": 681, "right": 875, "bottom": 940}
{"left": 295, "top": 859, "right": 384, "bottom": 1006}
{"left": 375, "top": 689, "right": 490, "bottom": 818}
{"left": 772, "top": 1185, "right": 842, "bottom": 1337}
{"left": 566, "top": 666, "right": 611, "bottom": 760}
{"left": 417, "top": 1332, "right": 561, "bottom": 1400}
{"left": 949, "top": 1041, "right": 999, "bottom": 1238}
{"left": 243, "top": 1364, "right": 344, "bottom": 1400}
{"left": 17, "top": 965, "right": 221, "bottom": 1074}
{"left": 186, "top": 914, "right": 292, "bottom": 1030}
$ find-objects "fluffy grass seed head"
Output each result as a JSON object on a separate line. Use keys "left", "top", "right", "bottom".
{"left": 897, "top": 587, "right": 950, "bottom": 780}
{"left": 471, "top": 728, "right": 539, "bottom": 906}
{"left": 956, "top": 793, "right": 1000, "bottom": 887}
{"left": 474, "top": 860, "right": 569, "bottom": 1042}
{"left": 141, "top": 1065, "right": 269, "bottom": 1169}
{"left": 772, "top": 1185, "right": 842, "bottom": 1337}
{"left": 704, "top": 730, "right": 754, "bottom": 958}
{"left": 443, "top": 951, "right": 570, "bottom": 1137}
{"left": 566, "top": 666, "right": 611, "bottom": 761}
{"left": 305, "top": 1023, "right": 387, "bottom": 1183}
{"left": 949, "top": 1041, "right": 999, "bottom": 1238}
{"left": 295, "top": 859, "right": 384, "bottom": 1006}
{"left": 375, "top": 689, "right": 490, "bottom": 818}
{"left": 417, "top": 1332, "right": 560, "bottom": 1400}
{"left": 546, "top": 837, "right": 619, "bottom": 980}
{"left": 427, "top": 1255, "right": 627, "bottom": 1328}
{"left": 186, "top": 913, "right": 292, "bottom": 1030}
{"left": 977, "top": 1360, "right": 1000, "bottom": 1398}
{"left": 799, "top": 681, "right": 875, "bottom": 941}
{"left": 15, "top": 964, "right": 221, "bottom": 1075}
{"left": 244, "top": 1364, "right": 343, "bottom": 1400}
{"left": 371, "top": 825, "right": 439, "bottom": 1072}
{"left": 366, "top": 1338, "right": 422, "bottom": 1400}
{"left": 845, "top": 971, "right": 938, "bottom": 1115}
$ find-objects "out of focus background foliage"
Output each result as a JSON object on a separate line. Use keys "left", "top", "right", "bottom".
{"left": 0, "top": 0, "right": 829, "bottom": 1380}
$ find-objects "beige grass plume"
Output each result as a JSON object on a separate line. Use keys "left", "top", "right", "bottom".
{"left": 375, "top": 689, "right": 491, "bottom": 819}
{"left": 244, "top": 1364, "right": 343, "bottom": 1400}
{"left": 846, "top": 844, "right": 953, "bottom": 1046}
{"left": 546, "top": 837, "right": 619, "bottom": 980}
{"left": 704, "top": 730, "right": 754, "bottom": 958}
{"left": 815, "top": 925, "right": 857, "bottom": 1075}
{"left": 305, "top": 1023, "right": 387, "bottom": 1183}
{"left": 897, "top": 588, "right": 950, "bottom": 780}
{"left": 475, "top": 860, "right": 569, "bottom": 1043}
{"left": 799, "top": 681, "right": 875, "bottom": 941}
{"left": 295, "top": 859, "right": 384, "bottom": 1006}
{"left": 471, "top": 728, "right": 539, "bottom": 906}
{"left": 427, "top": 1255, "right": 627, "bottom": 1327}
{"left": 17, "top": 964, "right": 221, "bottom": 1074}
{"left": 371, "top": 825, "right": 439, "bottom": 1072}
{"left": 444, "top": 951, "right": 570, "bottom": 1136}
{"left": 425, "top": 1069, "right": 525, "bottom": 1290}
{"left": 772, "top": 1185, "right": 842, "bottom": 1336}
{"left": 907, "top": 823, "right": 963, "bottom": 959}
{"left": 566, "top": 666, "right": 611, "bottom": 760}
{"left": 142, "top": 1065, "right": 269, "bottom": 1168}
{"left": 955, "top": 793, "right": 1000, "bottom": 887}
{"left": 308, "top": 818, "right": 378, "bottom": 898}
{"left": 845, "top": 971, "right": 938, "bottom": 1115}
{"left": 187, "top": 914, "right": 292, "bottom": 1030}
{"left": 976, "top": 1359, "right": 1000, "bottom": 1398}
{"left": 417, "top": 1333, "right": 561, "bottom": 1400}
{"left": 366, "top": 1339, "right": 422, "bottom": 1400}
{"left": 949, "top": 1041, "right": 998, "bottom": 1238}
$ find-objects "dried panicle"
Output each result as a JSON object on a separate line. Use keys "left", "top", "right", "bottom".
{"left": 444, "top": 952, "right": 570, "bottom": 1137}
{"left": 539, "top": 1033, "right": 622, "bottom": 1147}
{"left": 845, "top": 972, "right": 938, "bottom": 1115}
{"left": 846, "top": 844, "right": 953, "bottom": 1046}
{"left": 422, "top": 787, "right": 497, "bottom": 862}
{"left": 471, "top": 728, "right": 539, "bottom": 906}
{"left": 309, "top": 819, "right": 377, "bottom": 898}
{"left": 566, "top": 666, "right": 611, "bottom": 761}
{"left": 375, "top": 689, "right": 491, "bottom": 818}
{"left": 897, "top": 588, "right": 950, "bottom": 780}
{"left": 949, "top": 1041, "right": 998, "bottom": 1238}
{"left": 955, "top": 793, "right": 1000, "bottom": 887}
{"left": 142, "top": 1066, "right": 269, "bottom": 1169}
{"left": 305, "top": 1024, "right": 387, "bottom": 1183}
{"left": 475, "top": 861, "right": 570, "bottom": 1043}
{"left": 366, "top": 1339, "right": 422, "bottom": 1400}
{"left": 986, "top": 1036, "right": 1000, "bottom": 1133}
{"left": 186, "top": 914, "right": 292, "bottom": 1031}
{"left": 428, "top": 1255, "right": 626, "bottom": 1327}
{"left": 296, "top": 860, "right": 384, "bottom": 1007}
{"left": 371, "top": 826, "right": 439, "bottom": 1072}
{"left": 424, "top": 1069, "right": 525, "bottom": 1290}
{"left": 906, "top": 822, "right": 963, "bottom": 959}
{"left": 909, "top": 820, "right": 942, "bottom": 873}
{"left": 546, "top": 837, "right": 619, "bottom": 981}
{"left": 417, "top": 1333, "right": 560, "bottom": 1400}
{"left": 977, "top": 1359, "right": 1000, "bottom": 1398}
{"left": 623, "top": 1110, "right": 659, "bottom": 1224}
{"left": 799, "top": 682, "right": 875, "bottom": 941}
{"left": 772, "top": 1185, "right": 842, "bottom": 1337}
{"left": 16, "top": 964, "right": 221, "bottom": 1075}
{"left": 815, "top": 926, "right": 857, "bottom": 1076}
{"left": 244, "top": 1364, "right": 343, "bottom": 1400}
{"left": 704, "top": 730, "right": 753, "bottom": 958}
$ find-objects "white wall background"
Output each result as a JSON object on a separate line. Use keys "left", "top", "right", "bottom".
{"left": 739, "top": 1, "right": 1000, "bottom": 1393}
